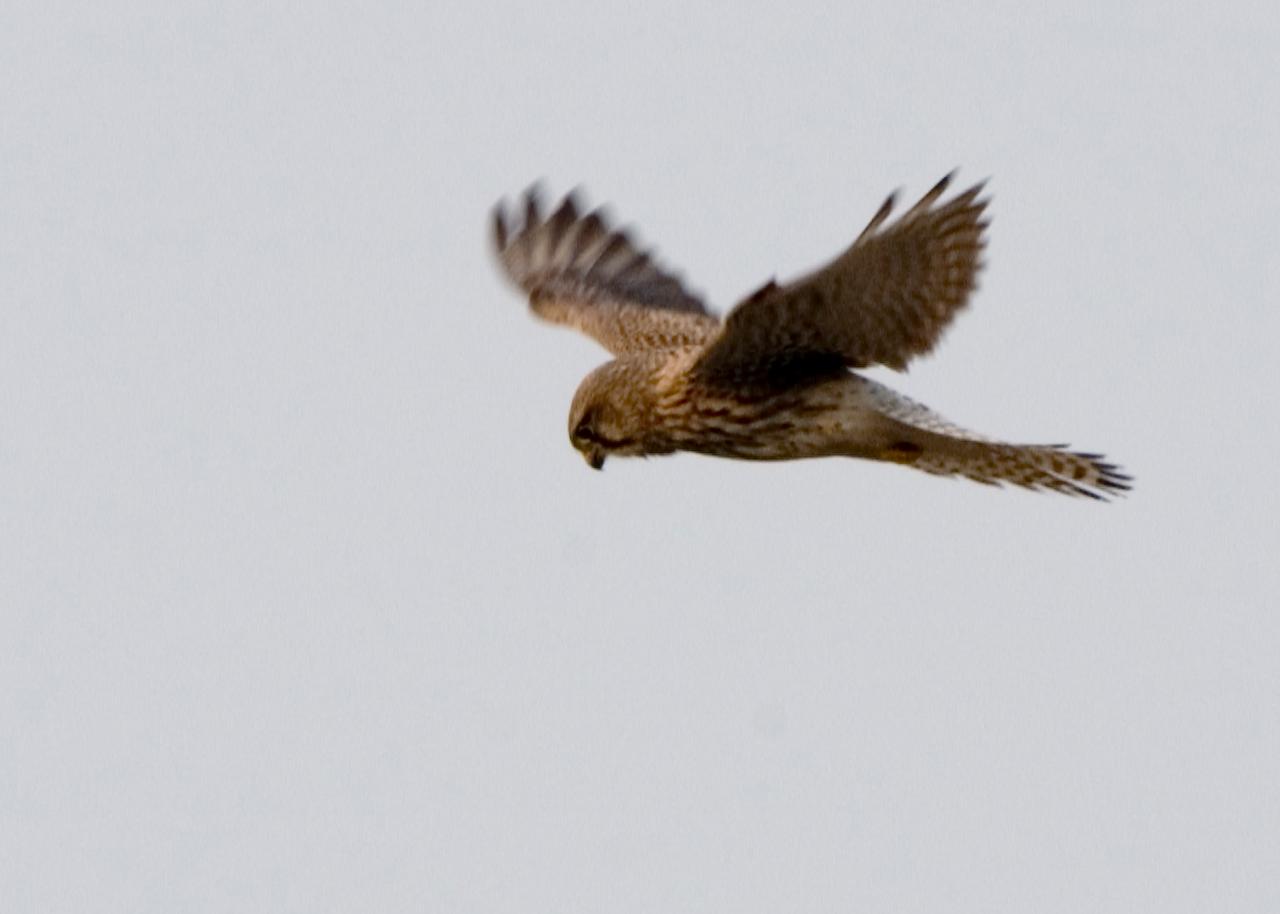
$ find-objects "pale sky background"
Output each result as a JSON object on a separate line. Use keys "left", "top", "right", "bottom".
{"left": 2, "top": 2, "right": 1278, "bottom": 912}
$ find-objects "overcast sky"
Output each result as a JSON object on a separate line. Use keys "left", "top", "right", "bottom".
{"left": 3, "top": 2, "right": 1278, "bottom": 912}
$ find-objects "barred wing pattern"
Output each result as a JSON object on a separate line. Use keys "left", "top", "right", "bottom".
{"left": 694, "top": 173, "right": 989, "bottom": 383}
{"left": 492, "top": 188, "right": 720, "bottom": 355}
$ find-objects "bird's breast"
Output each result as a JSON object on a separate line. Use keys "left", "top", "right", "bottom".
{"left": 653, "top": 373, "right": 877, "bottom": 460}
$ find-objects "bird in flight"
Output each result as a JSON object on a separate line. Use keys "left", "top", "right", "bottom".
{"left": 492, "top": 173, "right": 1130, "bottom": 499}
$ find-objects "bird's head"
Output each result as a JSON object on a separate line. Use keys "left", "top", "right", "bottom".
{"left": 567, "top": 359, "right": 662, "bottom": 470}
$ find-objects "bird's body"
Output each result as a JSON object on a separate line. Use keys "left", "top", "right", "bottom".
{"left": 493, "top": 174, "right": 1130, "bottom": 499}
{"left": 601, "top": 348, "right": 871, "bottom": 462}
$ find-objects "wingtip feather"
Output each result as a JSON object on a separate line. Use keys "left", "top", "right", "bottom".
{"left": 491, "top": 201, "right": 509, "bottom": 251}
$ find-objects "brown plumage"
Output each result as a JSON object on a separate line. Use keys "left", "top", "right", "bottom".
{"left": 492, "top": 174, "right": 1131, "bottom": 499}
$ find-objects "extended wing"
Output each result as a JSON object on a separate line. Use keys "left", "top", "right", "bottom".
{"left": 693, "top": 173, "right": 989, "bottom": 384}
{"left": 493, "top": 187, "right": 720, "bottom": 355}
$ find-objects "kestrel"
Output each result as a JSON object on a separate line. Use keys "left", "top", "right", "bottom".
{"left": 492, "top": 174, "right": 1131, "bottom": 499}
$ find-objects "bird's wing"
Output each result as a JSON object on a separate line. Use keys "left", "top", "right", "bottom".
{"left": 493, "top": 187, "right": 721, "bottom": 355}
{"left": 692, "top": 173, "right": 989, "bottom": 385}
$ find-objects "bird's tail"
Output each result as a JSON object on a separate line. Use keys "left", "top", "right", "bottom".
{"left": 879, "top": 436, "right": 1132, "bottom": 499}
{"left": 860, "top": 379, "right": 1132, "bottom": 500}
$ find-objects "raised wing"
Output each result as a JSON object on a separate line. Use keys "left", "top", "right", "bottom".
{"left": 693, "top": 173, "right": 989, "bottom": 384}
{"left": 493, "top": 187, "right": 720, "bottom": 355}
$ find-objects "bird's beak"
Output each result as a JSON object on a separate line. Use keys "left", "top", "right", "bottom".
{"left": 585, "top": 449, "right": 605, "bottom": 471}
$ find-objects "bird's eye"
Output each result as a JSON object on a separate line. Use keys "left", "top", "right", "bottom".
{"left": 573, "top": 422, "right": 595, "bottom": 443}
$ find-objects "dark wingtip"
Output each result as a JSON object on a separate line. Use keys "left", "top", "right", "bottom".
{"left": 877, "top": 191, "right": 898, "bottom": 219}
{"left": 857, "top": 191, "right": 898, "bottom": 241}
{"left": 564, "top": 185, "right": 586, "bottom": 215}
{"left": 547, "top": 192, "right": 580, "bottom": 234}
{"left": 904, "top": 171, "right": 957, "bottom": 219}
{"left": 521, "top": 182, "right": 546, "bottom": 230}
{"left": 491, "top": 199, "right": 509, "bottom": 251}
{"left": 952, "top": 177, "right": 991, "bottom": 210}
